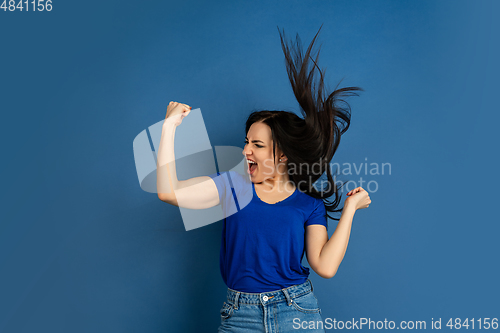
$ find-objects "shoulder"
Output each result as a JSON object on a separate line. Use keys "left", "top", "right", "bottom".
{"left": 218, "top": 170, "right": 251, "bottom": 191}
{"left": 297, "top": 191, "right": 327, "bottom": 228}
{"left": 226, "top": 170, "right": 248, "bottom": 183}
{"left": 208, "top": 170, "right": 253, "bottom": 207}
{"left": 295, "top": 189, "right": 324, "bottom": 208}
{"left": 207, "top": 170, "right": 247, "bottom": 186}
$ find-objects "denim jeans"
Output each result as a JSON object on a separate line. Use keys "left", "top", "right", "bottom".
{"left": 218, "top": 279, "right": 325, "bottom": 332}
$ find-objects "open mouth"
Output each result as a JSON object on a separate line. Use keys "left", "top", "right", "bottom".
{"left": 247, "top": 160, "right": 258, "bottom": 175}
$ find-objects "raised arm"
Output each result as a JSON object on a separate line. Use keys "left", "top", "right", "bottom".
{"left": 156, "top": 102, "right": 220, "bottom": 209}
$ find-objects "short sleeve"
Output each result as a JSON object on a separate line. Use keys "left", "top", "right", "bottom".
{"left": 207, "top": 171, "right": 227, "bottom": 205}
{"left": 305, "top": 199, "right": 328, "bottom": 230}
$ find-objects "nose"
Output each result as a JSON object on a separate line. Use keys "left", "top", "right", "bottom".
{"left": 242, "top": 145, "right": 251, "bottom": 157}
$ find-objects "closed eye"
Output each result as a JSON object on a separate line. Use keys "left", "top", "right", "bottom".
{"left": 244, "top": 141, "right": 263, "bottom": 148}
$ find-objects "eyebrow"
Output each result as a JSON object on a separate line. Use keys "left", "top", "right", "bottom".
{"left": 245, "top": 137, "right": 265, "bottom": 144}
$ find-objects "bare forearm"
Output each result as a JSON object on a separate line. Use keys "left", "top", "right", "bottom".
{"left": 157, "top": 120, "right": 179, "bottom": 196}
{"left": 318, "top": 204, "right": 356, "bottom": 277}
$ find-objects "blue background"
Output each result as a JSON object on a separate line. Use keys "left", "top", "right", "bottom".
{"left": 1, "top": 0, "right": 499, "bottom": 332}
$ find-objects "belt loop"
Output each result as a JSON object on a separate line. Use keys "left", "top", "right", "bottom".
{"left": 308, "top": 278, "right": 313, "bottom": 292}
{"left": 281, "top": 287, "right": 292, "bottom": 306}
{"left": 234, "top": 291, "right": 240, "bottom": 309}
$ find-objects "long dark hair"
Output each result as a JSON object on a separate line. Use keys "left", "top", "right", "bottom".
{"left": 245, "top": 25, "right": 363, "bottom": 221}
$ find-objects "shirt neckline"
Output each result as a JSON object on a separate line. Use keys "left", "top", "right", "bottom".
{"left": 252, "top": 182, "right": 298, "bottom": 205}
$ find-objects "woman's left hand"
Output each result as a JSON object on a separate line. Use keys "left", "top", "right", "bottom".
{"left": 345, "top": 187, "right": 371, "bottom": 210}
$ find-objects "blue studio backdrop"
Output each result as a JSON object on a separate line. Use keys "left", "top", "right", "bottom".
{"left": 0, "top": 0, "right": 499, "bottom": 332}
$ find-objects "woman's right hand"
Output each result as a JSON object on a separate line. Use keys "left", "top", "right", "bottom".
{"left": 165, "top": 101, "right": 192, "bottom": 126}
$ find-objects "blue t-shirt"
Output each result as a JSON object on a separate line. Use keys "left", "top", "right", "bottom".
{"left": 208, "top": 170, "right": 328, "bottom": 293}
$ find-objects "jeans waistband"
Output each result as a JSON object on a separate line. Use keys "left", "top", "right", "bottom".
{"left": 226, "top": 279, "right": 314, "bottom": 309}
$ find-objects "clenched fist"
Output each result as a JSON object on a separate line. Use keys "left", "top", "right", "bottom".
{"left": 165, "top": 101, "right": 192, "bottom": 126}
{"left": 345, "top": 187, "right": 371, "bottom": 210}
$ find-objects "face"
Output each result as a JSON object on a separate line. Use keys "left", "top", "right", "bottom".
{"left": 242, "top": 122, "right": 287, "bottom": 182}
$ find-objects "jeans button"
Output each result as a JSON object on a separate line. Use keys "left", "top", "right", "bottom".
{"left": 263, "top": 295, "right": 268, "bottom": 302}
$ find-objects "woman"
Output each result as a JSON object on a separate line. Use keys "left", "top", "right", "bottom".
{"left": 157, "top": 25, "right": 371, "bottom": 333}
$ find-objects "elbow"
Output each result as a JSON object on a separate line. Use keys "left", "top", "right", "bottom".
{"left": 318, "top": 267, "right": 337, "bottom": 279}
{"left": 158, "top": 193, "right": 178, "bottom": 206}
{"left": 320, "top": 272, "right": 335, "bottom": 279}
{"left": 328, "top": 269, "right": 338, "bottom": 279}
{"left": 158, "top": 193, "right": 168, "bottom": 202}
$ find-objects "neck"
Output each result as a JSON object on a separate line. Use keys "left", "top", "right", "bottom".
{"left": 258, "top": 174, "right": 295, "bottom": 193}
